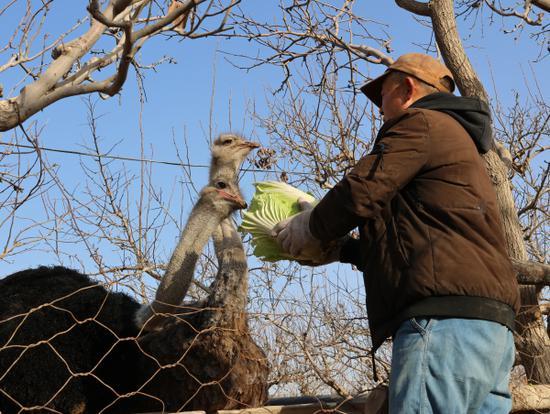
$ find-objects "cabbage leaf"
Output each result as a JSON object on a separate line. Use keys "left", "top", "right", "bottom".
{"left": 239, "top": 181, "right": 316, "bottom": 262}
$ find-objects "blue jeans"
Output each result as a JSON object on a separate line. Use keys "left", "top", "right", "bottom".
{"left": 389, "top": 317, "right": 515, "bottom": 414}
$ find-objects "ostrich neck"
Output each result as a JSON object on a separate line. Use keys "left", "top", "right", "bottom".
{"left": 204, "top": 154, "right": 249, "bottom": 327}
{"left": 208, "top": 161, "right": 241, "bottom": 183}
{"left": 151, "top": 200, "right": 226, "bottom": 314}
{"left": 204, "top": 219, "right": 249, "bottom": 327}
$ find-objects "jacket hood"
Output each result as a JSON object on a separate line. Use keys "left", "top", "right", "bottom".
{"left": 411, "top": 92, "right": 493, "bottom": 153}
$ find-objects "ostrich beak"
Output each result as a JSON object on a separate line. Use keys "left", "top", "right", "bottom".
{"left": 241, "top": 141, "right": 260, "bottom": 149}
{"left": 217, "top": 190, "right": 247, "bottom": 209}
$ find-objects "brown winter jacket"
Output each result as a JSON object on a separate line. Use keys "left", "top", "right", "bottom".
{"left": 309, "top": 93, "right": 520, "bottom": 350}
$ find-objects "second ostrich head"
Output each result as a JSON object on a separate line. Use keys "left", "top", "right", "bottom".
{"left": 209, "top": 134, "right": 259, "bottom": 184}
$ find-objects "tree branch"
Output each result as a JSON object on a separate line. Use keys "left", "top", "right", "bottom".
{"left": 424, "top": 0, "right": 549, "bottom": 386}
{"left": 0, "top": 0, "right": 234, "bottom": 132}
{"left": 483, "top": 0, "right": 545, "bottom": 26}
{"left": 430, "top": 0, "right": 489, "bottom": 101}
{"left": 512, "top": 384, "right": 550, "bottom": 411}
{"left": 513, "top": 259, "right": 550, "bottom": 285}
{"left": 395, "top": 0, "right": 431, "bottom": 16}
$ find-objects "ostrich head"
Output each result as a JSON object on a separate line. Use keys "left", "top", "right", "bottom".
{"left": 209, "top": 134, "right": 260, "bottom": 182}
{"left": 204, "top": 179, "right": 248, "bottom": 214}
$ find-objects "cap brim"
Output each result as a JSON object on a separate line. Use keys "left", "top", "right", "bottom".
{"left": 360, "top": 71, "right": 390, "bottom": 108}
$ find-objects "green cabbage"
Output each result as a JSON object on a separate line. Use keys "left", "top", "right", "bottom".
{"left": 239, "top": 181, "right": 317, "bottom": 262}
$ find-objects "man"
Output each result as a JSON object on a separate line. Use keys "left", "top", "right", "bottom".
{"left": 273, "top": 53, "right": 520, "bottom": 413}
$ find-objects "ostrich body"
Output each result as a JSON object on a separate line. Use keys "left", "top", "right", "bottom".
{"left": 0, "top": 182, "right": 245, "bottom": 414}
{"left": 136, "top": 133, "right": 269, "bottom": 411}
{"left": 207, "top": 134, "right": 269, "bottom": 407}
{"left": 138, "top": 134, "right": 268, "bottom": 410}
{"left": 0, "top": 266, "right": 141, "bottom": 414}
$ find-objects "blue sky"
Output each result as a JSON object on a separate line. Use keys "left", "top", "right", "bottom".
{"left": 0, "top": 1, "right": 548, "bottom": 275}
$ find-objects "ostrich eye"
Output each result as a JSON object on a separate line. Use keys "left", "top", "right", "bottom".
{"left": 215, "top": 181, "right": 227, "bottom": 189}
{"left": 222, "top": 139, "right": 233, "bottom": 145}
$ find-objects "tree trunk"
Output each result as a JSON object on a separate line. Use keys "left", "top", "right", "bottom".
{"left": 429, "top": 0, "right": 550, "bottom": 384}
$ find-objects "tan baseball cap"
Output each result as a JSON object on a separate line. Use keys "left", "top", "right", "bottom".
{"left": 360, "top": 53, "right": 455, "bottom": 107}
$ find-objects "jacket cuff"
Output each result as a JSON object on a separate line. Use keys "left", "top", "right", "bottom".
{"left": 339, "top": 237, "right": 364, "bottom": 270}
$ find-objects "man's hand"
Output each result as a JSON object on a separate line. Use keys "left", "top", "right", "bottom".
{"left": 272, "top": 198, "right": 317, "bottom": 257}
{"left": 272, "top": 198, "right": 347, "bottom": 266}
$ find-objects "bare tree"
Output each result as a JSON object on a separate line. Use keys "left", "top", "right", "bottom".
{"left": 231, "top": 0, "right": 549, "bottom": 408}
{"left": 0, "top": 0, "right": 547, "bottom": 410}
{"left": 0, "top": 0, "right": 239, "bottom": 132}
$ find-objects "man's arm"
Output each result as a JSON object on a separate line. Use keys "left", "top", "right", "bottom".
{"left": 310, "top": 110, "right": 431, "bottom": 242}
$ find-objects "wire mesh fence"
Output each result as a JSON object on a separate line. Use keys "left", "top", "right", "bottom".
{"left": 0, "top": 263, "right": 378, "bottom": 414}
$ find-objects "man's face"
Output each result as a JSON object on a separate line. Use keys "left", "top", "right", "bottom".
{"left": 380, "top": 72, "right": 407, "bottom": 122}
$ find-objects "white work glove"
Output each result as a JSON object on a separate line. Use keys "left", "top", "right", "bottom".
{"left": 272, "top": 198, "right": 346, "bottom": 265}
{"left": 272, "top": 198, "right": 318, "bottom": 258}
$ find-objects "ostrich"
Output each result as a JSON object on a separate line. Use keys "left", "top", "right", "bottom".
{"left": 134, "top": 133, "right": 269, "bottom": 411}
{"left": 0, "top": 180, "right": 246, "bottom": 414}
{"left": 135, "top": 133, "right": 259, "bottom": 329}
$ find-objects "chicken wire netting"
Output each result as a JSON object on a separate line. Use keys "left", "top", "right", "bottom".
{"left": 0, "top": 263, "right": 376, "bottom": 414}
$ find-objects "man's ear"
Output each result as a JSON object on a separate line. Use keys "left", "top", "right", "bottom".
{"left": 404, "top": 76, "right": 416, "bottom": 101}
